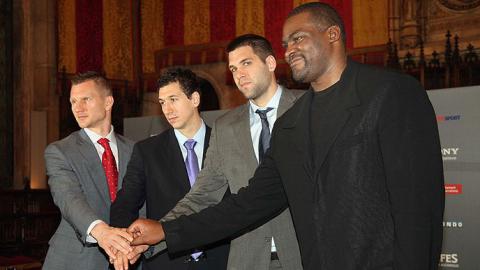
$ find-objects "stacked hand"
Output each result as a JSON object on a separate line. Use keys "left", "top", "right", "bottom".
{"left": 94, "top": 218, "right": 166, "bottom": 270}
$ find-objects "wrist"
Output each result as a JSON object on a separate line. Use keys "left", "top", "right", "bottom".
{"left": 91, "top": 221, "right": 108, "bottom": 240}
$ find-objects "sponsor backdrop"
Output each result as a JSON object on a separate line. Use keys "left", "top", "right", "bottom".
{"left": 125, "top": 85, "right": 479, "bottom": 269}
{"left": 428, "top": 85, "right": 480, "bottom": 269}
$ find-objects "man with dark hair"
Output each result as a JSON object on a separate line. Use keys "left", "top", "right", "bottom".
{"left": 124, "top": 34, "right": 303, "bottom": 270}
{"left": 128, "top": 3, "right": 444, "bottom": 270}
{"left": 43, "top": 71, "right": 135, "bottom": 270}
{"left": 110, "top": 68, "right": 229, "bottom": 270}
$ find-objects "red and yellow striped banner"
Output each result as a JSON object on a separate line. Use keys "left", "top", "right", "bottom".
{"left": 58, "top": 0, "right": 389, "bottom": 76}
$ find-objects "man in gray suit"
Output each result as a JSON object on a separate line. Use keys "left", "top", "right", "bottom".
{"left": 43, "top": 71, "right": 135, "bottom": 270}
{"left": 125, "top": 34, "right": 303, "bottom": 270}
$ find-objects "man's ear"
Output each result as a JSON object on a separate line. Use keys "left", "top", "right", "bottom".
{"left": 105, "top": 95, "right": 114, "bottom": 111}
{"left": 266, "top": 55, "right": 277, "bottom": 72}
{"left": 328, "top": 25, "right": 341, "bottom": 43}
{"left": 191, "top": 91, "right": 201, "bottom": 107}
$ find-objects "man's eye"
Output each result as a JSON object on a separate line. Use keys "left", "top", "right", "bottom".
{"left": 243, "top": 61, "right": 251, "bottom": 66}
{"left": 294, "top": 36, "right": 304, "bottom": 43}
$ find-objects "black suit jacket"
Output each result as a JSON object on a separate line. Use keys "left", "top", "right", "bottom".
{"left": 111, "top": 127, "right": 229, "bottom": 270}
{"left": 162, "top": 61, "right": 445, "bottom": 270}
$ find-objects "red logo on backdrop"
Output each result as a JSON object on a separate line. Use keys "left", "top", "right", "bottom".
{"left": 436, "top": 115, "right": 461, "bottom": 122}
{"left": 445, "top": 184, "right": 462, "bottom": 194}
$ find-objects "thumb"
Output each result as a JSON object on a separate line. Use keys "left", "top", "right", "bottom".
{"left": 130, "top": 235, "right": 146, "bottom": 246}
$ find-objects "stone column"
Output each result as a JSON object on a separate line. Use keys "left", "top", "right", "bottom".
{"left": 12, "top": 0, "right": 57, "bottom": 189}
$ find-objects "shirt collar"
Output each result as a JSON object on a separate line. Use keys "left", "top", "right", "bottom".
{"left": 173, "top": 120, "right": 206, "bottom": 145}
{"left": 249, "top": 85, "right": 283, "bottom": 113}
{"left": 84, "top": 126, "right": 117, "bottom": 146}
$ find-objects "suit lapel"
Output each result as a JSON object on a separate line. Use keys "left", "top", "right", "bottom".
{"left": 233, "top": 104, "right": 258, "bottom": 165}
{"left": 281, "top": 92, "right": 315, "bottom": 183}
{"left": 277, "top": 87, "right": 298, "bottom": 117}
{"left": 115, "top": 134, "right": 129, "bottom": 187}
{"left": 202, "top": 126, "right": 211, "bottom": 167}
{"left": 76, "top": 130, "right": 111, "bottom": 205}
{"left": 311, "top": 61, "right": 361, "bottom": 171}
{"left": 281, "top": 61, "right": 361, "bottom": 183}
{"left": 165, "top": 129, "right": 191, "bottom": 191}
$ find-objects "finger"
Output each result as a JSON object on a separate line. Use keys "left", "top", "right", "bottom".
{"left": 111, "top": 237, "right": 133, "bottom": 255}
{"left": 130, "top": 235, "right": 147, "bottom": 246}
{"left": 129, "top": 254, "right": 141, "bottom": 265}
{"left": 104, "top": 246, "right": 116, "bottom": 260}
{"left": 126, "top": 245, "right": 144, "bottom": 260}
{"left": 123, "top": 254, "right": 129, "bottom": 270}
{"left": 114, "top": 228, "right": 134, "bottom": 242}
{"left": 113, "top": 255, "right": 124, "bottom": 270}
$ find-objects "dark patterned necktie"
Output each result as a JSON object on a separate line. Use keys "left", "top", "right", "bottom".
{"left": 256, "top": 107, "right": 273, "bottom": 163}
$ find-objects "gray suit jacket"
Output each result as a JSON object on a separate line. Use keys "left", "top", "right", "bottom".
{"left": 158, "top": 88, "right": 304, "bottom": 270}
{"left": 43, "top": 129, "right": 133, "bottom": 270}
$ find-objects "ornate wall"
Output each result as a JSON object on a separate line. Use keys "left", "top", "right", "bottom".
{"left": 390, "top": 0, "right": 480, "bottom": 55}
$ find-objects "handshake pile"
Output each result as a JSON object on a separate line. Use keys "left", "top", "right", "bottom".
{"left": 92, "top": 218, "right": 165, "bottom": 270}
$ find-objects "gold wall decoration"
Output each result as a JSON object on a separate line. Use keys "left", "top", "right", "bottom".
{"left": 185, "top": 0, "right": 211, "bottom": 45}
{"left": 103, "top": 0, "right": 134, "bottom": 80}
{"left": 236, "top": 0, "right": 264, "bottom": 36}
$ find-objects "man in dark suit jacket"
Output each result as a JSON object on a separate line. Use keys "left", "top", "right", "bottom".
{"left": 110, "top": 68, "right": 229, "bottom": 270}
{"left": 128, "top": 3, "right": 444, "bottom": 270}
{"left": 43, "top": 71, "right": 135, "bottom": 270}
{"left": 146, "top": 34, "right": 303, "bottom": 270}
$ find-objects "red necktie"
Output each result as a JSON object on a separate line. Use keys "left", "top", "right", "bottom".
{"left": 97, "top": 138, "right": 118, "bottom": 202}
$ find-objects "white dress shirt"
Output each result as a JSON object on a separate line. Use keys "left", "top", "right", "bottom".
{"left": 248, "top": 85, "right": 283, "bottom": 252}
{"left": 84, "top": 126, "right": 119, "bottom": 243}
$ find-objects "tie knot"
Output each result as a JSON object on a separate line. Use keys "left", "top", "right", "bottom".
{"left": 256, "top": 108, "right": 273, "bottom": 119}
{"left": 184, "top": 139, "right": 197, "bottom": 151}
{"left": 97, "top": 138, "right": 110, "bottom": 148}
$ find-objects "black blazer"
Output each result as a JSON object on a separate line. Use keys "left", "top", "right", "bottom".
{"left": 111, "top": 127, "right": 229, "bottom": 270}
{"left": 162, "top": 61, "right": 445, "bottom": 270}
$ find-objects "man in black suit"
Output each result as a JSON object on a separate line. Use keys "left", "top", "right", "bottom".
{"left": 127, "top": 3, "right": 444, "bottom": 270}
{"left": 110, "top": 68, "right": 229, "bottom": 270}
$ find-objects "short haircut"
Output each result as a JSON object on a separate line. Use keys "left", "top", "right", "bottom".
{"left": 226, "top": 34, "right": 275, "bottom": 62}
{"left": 156, "top": 67, "right": 200, "bottom": 98}
{"left": 288, "top": 2, "right": 346, "bottom": 46}
{"left": 71, "top": 71, "right": 112, "bottom": 96}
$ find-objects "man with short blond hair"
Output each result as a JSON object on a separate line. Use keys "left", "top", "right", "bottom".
{"left": 44, "top": 71, "right": 135, "bottom": 270}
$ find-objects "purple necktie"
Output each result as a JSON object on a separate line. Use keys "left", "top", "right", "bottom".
{"left": 183, "top": 139, "right": 203, "bottom": 260}
{"left": 184, "top": 139, "right": 199, "bottom": 187}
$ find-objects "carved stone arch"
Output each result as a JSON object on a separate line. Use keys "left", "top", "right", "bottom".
{"left": 190, "top": 69, "right": 221, "bottom": 111}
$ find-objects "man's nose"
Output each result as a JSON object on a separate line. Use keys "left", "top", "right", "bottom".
{"left": 162, "top": 102, "right": 173, "bottom": 114}
{"left": 284, "top": 43, "right": 296, "bottom": 62}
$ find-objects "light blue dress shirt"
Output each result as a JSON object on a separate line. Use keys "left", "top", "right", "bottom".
{"left": 174, "top": 120, "right": 207, "bottom": 170}
{"left": 248, "top": 86, "right": 283, "bottom": 163}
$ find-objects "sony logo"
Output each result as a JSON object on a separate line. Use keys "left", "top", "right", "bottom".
{"left": 442, "top": 148, "right": 459, "bottom": 155}
{"left": 442, "top": 148, "right": 459, "bottom": 160}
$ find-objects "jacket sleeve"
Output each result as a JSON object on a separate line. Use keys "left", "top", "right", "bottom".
{"left": 110, "top": 143, "right": 147, "bottom": 228}
{"left": 378, "top": 75, "right": 444, "bottom": 270}
{"left": 162, "top": 121, "right": 229, "bottom": 221}
{"left": 162, "top": 137, "right": 288, "bottom": 254}
{"left": 45, "top": 144, "right": 100, "bottom": 243}
{"left": 148, "top": 122, "right": 230, "bottom": 257}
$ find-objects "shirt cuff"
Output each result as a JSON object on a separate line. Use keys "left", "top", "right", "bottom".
{"left": 86, "top": 220, "right": 104, "bottom": 243}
